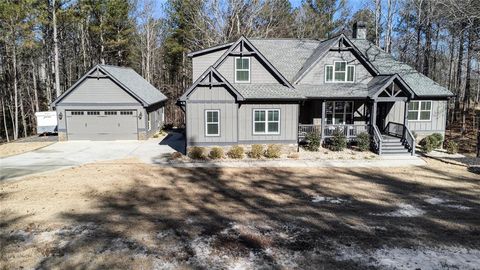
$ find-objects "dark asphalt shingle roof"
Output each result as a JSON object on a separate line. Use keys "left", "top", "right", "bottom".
{"left": 249, "top": 39, "right": 320, "bottom": 82}
{"left": 231, "top": 84, "right": 304, "bottom": 100}
{"left": 100, "top": 65, "right": 167, "bottom": 105}
{"left": 295, "top": 84, "right": 369, "bottom": 98}
{"left": 351, "top": 40, "right": 453, "bottom": 97}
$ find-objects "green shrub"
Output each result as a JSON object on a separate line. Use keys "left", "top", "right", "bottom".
{"left": 431, "top": 133, "right": 444, "bottom": 148}
{"left": 446, "top": 141, "right": 459, "bottom": 154}
{"left": 329, "top": 129, "right": 347, "bottom": 151}
{"left": 188, "top": 147, "right": 206, "bottom": 159}
{"left": 209, "top": 147, "right": 224, "bottom": 159}
{"left": 303, "top": 132, "right": 321, "bottom": 151}
{"left": 249, "top": 144, "right": 264, "bottom": 159}
{"left": 356, "top": 132, "right": 370, "bottom": 152}
{"left": 227, "top": 146, "right": 244, "bottom": 159}
{"left": 420, "top": 136, "right": 436, "bottom": 153}
{"left": 264, "top": 144, "right": 282, "bottom": 158}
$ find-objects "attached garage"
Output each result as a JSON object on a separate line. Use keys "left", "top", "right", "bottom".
{"left": 52, "top": 65, "right": 167, "bottom": 141}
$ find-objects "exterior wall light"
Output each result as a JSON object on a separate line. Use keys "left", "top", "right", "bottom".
{"left": 139, "top": 112, "right": 142, "bottom": 119}
{"left": 58, "top": 112, "right": 63, "bottom": 120}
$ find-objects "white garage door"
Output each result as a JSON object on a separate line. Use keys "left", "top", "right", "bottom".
{"left": 66, "top": 110, "right": 138, "bottom": 140}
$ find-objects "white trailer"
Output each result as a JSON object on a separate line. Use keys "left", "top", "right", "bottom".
{"left": 35, "top": 111, "right": 58, "bottom": 134}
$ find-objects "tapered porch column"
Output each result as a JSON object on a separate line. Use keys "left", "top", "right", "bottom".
{"left": 403, "top": 101, "right": 409, "bottom": 139}
{"left": 320, "top": 100, "right": 325, "bottom": 144}
{"left": 370, "top": 100, "right": 378, "bottom": 126}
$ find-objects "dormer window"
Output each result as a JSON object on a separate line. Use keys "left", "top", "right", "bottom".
{"left": 325, "top": 61, "right": 355, "bottom": 83}
{"left": 235, "top": 57, "right": 250, "bottom": 83}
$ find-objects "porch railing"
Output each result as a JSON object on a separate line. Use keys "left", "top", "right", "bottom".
{"left": 298, "top": 124, "right": 369, "bottom": 140}
{"left": 384, "top": 122, "right": 416, "bottom": 155}
{"left": 298, "top": 124, "right": 321, "bottom": 141}
{"left": 323, "top": 124, "right": 369, "bottom": 139}
{"left": 370, "top": 124, "right": 383, "bottom": 155}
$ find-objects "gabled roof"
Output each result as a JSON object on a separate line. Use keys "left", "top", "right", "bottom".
{"left": 293, "top": 34, "right": 379, "bottom": 83}
{"left": 367, "top": 74, "right": 415, "bottom": 99}
{"left": 212, "top": 36, "right": 294, "bottom": 88}
{"left": 249, "top": 39, "right": 320, "bottom": 82}
{"left": 178, "top": 66, "right": 245, "bottom": 102}
{"left": 52, "top": 64, "right": 167, "bottom": 107}
{"left": 352, "top": 39, "right": 454, "bottom": 97}
{"left": 186, "top": 35, "right": 454, "bottom": 99}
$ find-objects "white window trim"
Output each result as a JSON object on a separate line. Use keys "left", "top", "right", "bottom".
{"left": 253, "top": 109, "right": 280, "bottom": 135}
{"left": 347, "top": 65, "right": 355, "bottom": 82}
{"left": 325, "top": 101, "right": 354, "bottom": 124}
{"left": 205, "top": 110, "right": 220, "bottom": 137}
{"left": 234, "top": 57, "right": 250, "bottom": 83}
{"left": 325, "top": 65, "right": 333, "bottom": 82}
{"left": 408, "top": 101, "right": 432, "bottom": 121}
{"left": 325, "top": 61, "right": 355, "bottom": 83}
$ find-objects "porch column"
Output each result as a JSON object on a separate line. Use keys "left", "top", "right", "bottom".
{"left": 403, "top": 101, "right": 409, "bottom": 140}
{"left": 321, "top": 100, "right": 325, "bottom": 144}
{"left": 371, "top": 100, "right": 377, "bottom": 126}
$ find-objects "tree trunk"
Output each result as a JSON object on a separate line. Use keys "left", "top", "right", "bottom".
{"left": 454, "top": 30, "right": 465, "bottom": 122}
{"left": 462, "top": 28, "right": 474, "bottom": 132}
{"left": 19, "top": 89, "right": 27, "bottom": 138}
{"left": 12, "top": 43, "right": 19, "bottom": 140}
{"left": 1, "top": 98, "right": 9, "bottom": 142}
{"left": 374, "top": 0, "right": 381, "bottom": 46}
{"left": 52, "top": 0, "right": 61, "bottom": 98}
{"left": 422, "top": 22, "right": 431, "bottom": 76}
{"left": 31, "top": 59, "right": 40, "bottom": 113}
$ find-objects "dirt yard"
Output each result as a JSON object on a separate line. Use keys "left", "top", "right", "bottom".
{"left": 0, "top": 136, "right": 56, "bottom": 158}
{"left": 1, "top": 158, "right": 479, "bottom": 269}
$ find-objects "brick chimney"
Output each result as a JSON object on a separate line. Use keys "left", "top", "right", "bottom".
{"left": 353, "top": 21, "right": 367, "bottom": 40}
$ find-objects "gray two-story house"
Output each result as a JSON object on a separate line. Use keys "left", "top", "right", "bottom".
{"left": 178, "top": 23, "right": 453, "bottom": 155}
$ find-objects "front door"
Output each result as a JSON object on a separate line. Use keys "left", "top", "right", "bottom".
{"left": 375, "top": 102, "right": 394, "bottom": 131}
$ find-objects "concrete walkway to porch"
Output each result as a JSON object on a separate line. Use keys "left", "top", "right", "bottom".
{"left": 152, "top": 155, "right": 426, "bottom": 168}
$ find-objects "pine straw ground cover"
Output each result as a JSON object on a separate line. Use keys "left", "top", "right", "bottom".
{"left": 1, "top": 158, "right": 479, "bottom": 269}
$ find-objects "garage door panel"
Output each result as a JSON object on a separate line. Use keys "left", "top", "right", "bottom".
{"left": 66, "top": 110, "right": 138, "bottom": 140}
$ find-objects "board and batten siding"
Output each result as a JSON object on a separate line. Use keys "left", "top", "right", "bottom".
{"left": 385, "top": 100, "right": 447, "bottom": 136}
{"left": 237, "top": 104, "right": 298, "bottom": 143}
{"left": 298, "top": 51, "right": 373, "bottom": 85}
{"left": 192, "top": 49, "right": 227, "bottom": 81}
{"left": 186, "top": 86, "right": 237, "bottom": 146}
{"left": 60, "top": 77, "right": 140, "bottom": 104}
{"left": 186, "top": 103, "right": 238, "bottom": 146}
{"left": 217, "top": 56, "right": 280, "bottom": 84}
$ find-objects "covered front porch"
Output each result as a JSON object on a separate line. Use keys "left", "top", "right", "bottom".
{"left": 298, "top": 75, "right": 416, "bottom": 155}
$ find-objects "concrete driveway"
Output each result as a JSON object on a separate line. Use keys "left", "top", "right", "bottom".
{"left": 0, "top": 132, "right": 184, "bottom": 181}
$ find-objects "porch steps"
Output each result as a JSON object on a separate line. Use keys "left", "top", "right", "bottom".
{"left": 381, "top": 136, "right": 411, "bottom": 155}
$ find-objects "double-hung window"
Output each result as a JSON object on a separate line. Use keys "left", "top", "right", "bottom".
{"left": 205, "top": 110, "right": 220, "bottom": 136}
{"left": 325, "top": 61, "right": 355, "bottom": 83}
{"left": 235, "top": 57, "right": 250, "bottom": 83}
{"left": 408, "top": 101, "right": 431, "bottom": 121}
{"left": 253, "top": 109, "right": 280, "bottom": 134}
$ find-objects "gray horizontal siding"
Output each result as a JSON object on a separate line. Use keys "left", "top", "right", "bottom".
{"left": 59, "top": 77, "right": 140, "bottom": 104}
{"left": 238, "top": 103, "right": 298, "bottom": 142}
